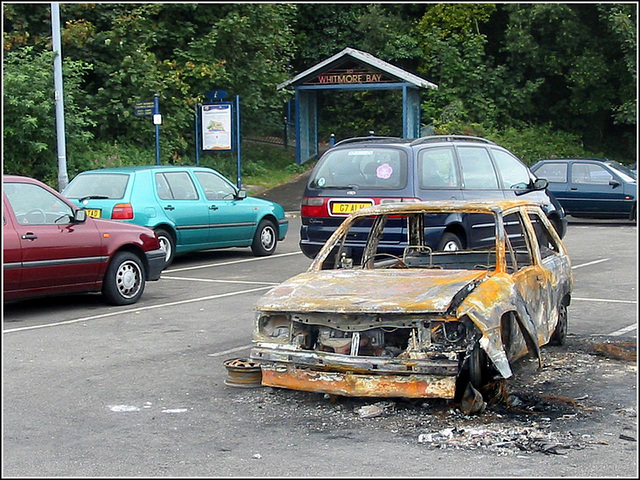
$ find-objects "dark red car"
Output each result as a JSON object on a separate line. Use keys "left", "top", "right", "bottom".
{"left": 3, "top": 175, "right": 165, "bottom": 305}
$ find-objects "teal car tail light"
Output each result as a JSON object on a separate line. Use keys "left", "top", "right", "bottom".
{"left": 112, "top": 203, "right": 134, "bottom": 219}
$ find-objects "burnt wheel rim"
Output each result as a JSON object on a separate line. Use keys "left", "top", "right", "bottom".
{"left": 557, "top": 304, "right": 567, "bottom": 340}
{"left": 115, "top": 260, "right": 142, "bottom": 299}
{"left": 223, "top": 358, "right": 263, "bottom": 388}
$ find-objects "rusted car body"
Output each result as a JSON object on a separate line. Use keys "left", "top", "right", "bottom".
{"left": 250, "top": 200, "right": 573, "bottom": 404}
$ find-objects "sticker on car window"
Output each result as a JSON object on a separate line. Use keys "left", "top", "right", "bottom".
{"left": 377, "top": 163, "right": 393, "bottom": 179}
{"left": 348, "top": 150, "right": 374, "bottom": 155}
{"left": 317, "top": 177, "right": 326, "bottom": 187}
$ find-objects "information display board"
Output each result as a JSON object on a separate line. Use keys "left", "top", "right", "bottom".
{"left": 201, "top": 103, "right": 233, "bottom": 151}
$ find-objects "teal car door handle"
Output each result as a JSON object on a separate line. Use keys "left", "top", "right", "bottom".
{"left": 209, "top": 205, "right": 219, "bottom": 210}
{"left": 164, "top": 205, "right": 175, "bottom": 211}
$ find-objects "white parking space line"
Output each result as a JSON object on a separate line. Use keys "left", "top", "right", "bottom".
{"left": 609, "top": 324, "right": 638, "bottom": 336}
{"left": 571, "top": 258, "right": 610, "bottom": 269}
{"left": 3, "top": 286, "right": 273, "bottom": 334}
{"left": 164, "top": 251, "right": 303, "bottom": 273}
{"left": 569, "top": 258, "right": 636, "bottom": 336}
{"left": 572, "top": 297, "right": 637, "bottom": 304}
{"left": 207, "top": 345, "right": 253, "bottom": 358}
{"left": 162, "top": 276, "right": 279, "bottom": 286}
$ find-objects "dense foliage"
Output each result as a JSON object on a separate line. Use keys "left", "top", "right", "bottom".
{"left": 3, "top": 3, "right": 637, "bottom": 185}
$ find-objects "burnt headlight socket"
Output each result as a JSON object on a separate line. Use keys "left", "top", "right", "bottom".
{"left": 429, "top": 319, "right": 467, "bottom": 346}
{"left": 257, "top": 313, "right": 292, "bottom": 342}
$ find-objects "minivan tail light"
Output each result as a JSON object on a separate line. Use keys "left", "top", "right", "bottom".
{"left": 112, "top": 203, "right": 134, "bottom": 219}
{"left": 301, "top": 197, "right": 329, "bottom": 218}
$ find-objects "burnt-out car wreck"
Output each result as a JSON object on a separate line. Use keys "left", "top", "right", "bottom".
{"left": 250, "top": 200, "right": 573, "bottom": 413}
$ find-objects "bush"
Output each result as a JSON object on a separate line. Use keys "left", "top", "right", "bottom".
{"left": 64, "top": 138, "right": 302, "bottom": 191}
{"left": 3, "top": 46, "right": 95, "bottom": 186}
{"left": 484, "top": 124, "right": 601, "bottom": 165}
{"left": 285, "top": 163, "right": 306, "bottom": 174}
{"left": 66, "top": 142, "right": 158, "bottom": 184}
{"left": 432, "top": 121, "right": 611, "bottom": 165}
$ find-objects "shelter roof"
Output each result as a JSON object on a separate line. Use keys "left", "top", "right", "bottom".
{"left": 277, "top": 47, "right": 438, "bottom": 90}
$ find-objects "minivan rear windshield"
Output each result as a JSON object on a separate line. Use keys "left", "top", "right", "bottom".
{"left": 64, "top": 173, "right": 130, "bottom": 200}
{"left": 309, "top": 148, "right": 408, "bottom": 190}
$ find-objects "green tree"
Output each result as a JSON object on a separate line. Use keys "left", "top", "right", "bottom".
{"left": 4, "top": 3, "right": 297, "bottom": 164}
{"left": 3, "top": 2, "right": 635, "bottom": 169}
{"left": 598, "top": 3, "right": 636, "bottom": 126}
{"left": 293, "top": 4, "right": 425, "bottom": 139}
{"left": 501, "top": 3, "right": 635, "bottom": 154}
{"left": 415, "top": 4, "right": 510, "bottom": 128}
{"left": 3, "top": 46, "right": 95, "bottom": 184}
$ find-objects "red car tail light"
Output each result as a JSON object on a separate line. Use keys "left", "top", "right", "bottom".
{"left": 112, "top": 203, "right": 134, "bottom": 219}
{"left": 301, "top": 197, "right": 329, "bottom": 217}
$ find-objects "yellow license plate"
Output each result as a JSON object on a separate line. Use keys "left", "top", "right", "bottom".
{"left": 330, "top": 202, "right": 373, "bottom": 215}
{"left": 85, "top": 209, "right": 102, "bottom": 218}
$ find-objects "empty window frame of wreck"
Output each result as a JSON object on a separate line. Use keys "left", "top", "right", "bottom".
{"left": 252, "top": 202, "right": 572, "bottom": 399}
{"left": 313, "top": 202, "right": 562, "bottom": 273}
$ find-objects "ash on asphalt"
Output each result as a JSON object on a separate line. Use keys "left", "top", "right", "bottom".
{"left": 226, "top": 337, "right": 637, "bottom": 457}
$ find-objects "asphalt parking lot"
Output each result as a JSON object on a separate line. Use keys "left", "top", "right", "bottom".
{"left": 2, "top": 216, "right": 637, "bottom": 477}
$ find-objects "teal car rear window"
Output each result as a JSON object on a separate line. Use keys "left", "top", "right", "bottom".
{"left": 64, "top": 174, "right": 129, "bottom": 200}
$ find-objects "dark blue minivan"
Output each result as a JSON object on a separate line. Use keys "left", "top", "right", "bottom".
{"left": 531, "top": 158, "right": 636, "bottom": 221}
{"left": 300, "top": 135, "right": 567, "bottom": 259}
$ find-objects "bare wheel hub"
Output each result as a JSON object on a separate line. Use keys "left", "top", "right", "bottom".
{"left": 223, "top": 358, "right": 263, "bottom": 388}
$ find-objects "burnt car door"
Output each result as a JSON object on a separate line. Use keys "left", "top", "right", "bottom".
{"left": 502, "top": 211, "right": 554, "bottom": 340}
{"left": 523, "top": 209, "right": 572, "bottom": 341}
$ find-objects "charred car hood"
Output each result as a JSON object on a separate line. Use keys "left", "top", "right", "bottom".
{"left": 257, "top": 269, "right": 489, "bottom": 314}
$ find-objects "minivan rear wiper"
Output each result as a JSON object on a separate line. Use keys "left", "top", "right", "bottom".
{"left": 78, "top": 195, "right": 109, "bottom": 203}
{"left": 316, "top": 184, "right": 359, "bottom": 190}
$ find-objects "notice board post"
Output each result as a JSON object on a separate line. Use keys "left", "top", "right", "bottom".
{"left": 153, "top": 94, "right": 161, "bottom": 165}
{"left": 133, "top": 95, "right": 162, "bottom": 165}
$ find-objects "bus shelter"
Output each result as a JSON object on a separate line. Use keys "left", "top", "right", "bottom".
{"left": 277, "top": 47, "right": 438, "bottom": 165}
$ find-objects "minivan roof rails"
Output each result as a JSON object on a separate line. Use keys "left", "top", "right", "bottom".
{"left": 410, "top": 135, "right": 496, "bottom": 146}
{"left": 333, "top": 136, "right": 404, "bottom": 147}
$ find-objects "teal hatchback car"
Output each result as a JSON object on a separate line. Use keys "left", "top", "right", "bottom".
{"left": 63, "top": 166, "right": 289, "bottom": 266}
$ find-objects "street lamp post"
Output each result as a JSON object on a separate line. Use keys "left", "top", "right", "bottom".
{"left": 51, "top": 2, "right": 68, "bottom": 191}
